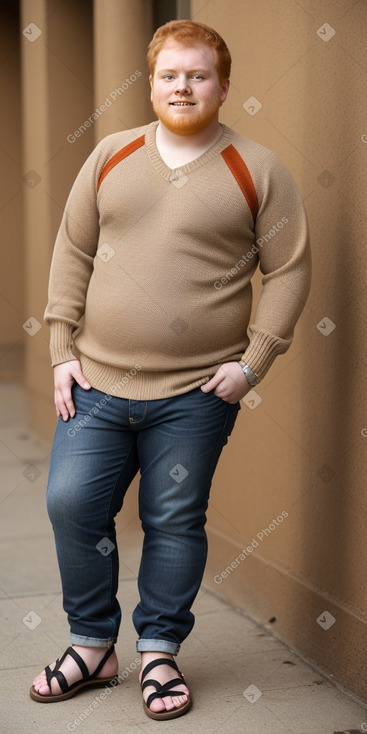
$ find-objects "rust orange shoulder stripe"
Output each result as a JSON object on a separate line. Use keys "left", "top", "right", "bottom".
{"left": 221, "top": 144, "right": 258, "bottom": 221}
{"left": 97, "top": 135, "right": 145, "bottom": 192}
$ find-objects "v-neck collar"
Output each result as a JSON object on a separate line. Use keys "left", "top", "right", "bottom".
{"left": 144, "top": 121, "right": 234, "bottom": 181}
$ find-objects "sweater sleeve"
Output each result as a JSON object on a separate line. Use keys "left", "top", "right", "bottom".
{"left": 44, "top": 141, "right": 106, "bottom": 366}
{"left": 240, "top": 152, "right": 311, "bottom": 380}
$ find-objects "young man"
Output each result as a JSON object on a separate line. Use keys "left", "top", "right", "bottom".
{"left": 30, "top": 20, "right": 311, "bottom": 720}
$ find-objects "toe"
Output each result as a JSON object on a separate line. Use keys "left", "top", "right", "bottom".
{"left": 172, "top": 694, "right": 189, "bottom": 711}
{"left": 35, "top": 682, "right": 51, "bottom": 696}
{"left": 149, "top": 697, "right": 167, "bottom": 713}
{"left": 32, "top": 672, "right": 48, "bottom": 694}
{"left": 32, "top": 673, "right": 50, "bottom": 696}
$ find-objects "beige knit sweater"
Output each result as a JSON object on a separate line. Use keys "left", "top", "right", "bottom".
{"left": 44, "top": 121, "right": 311, "bottom": 400}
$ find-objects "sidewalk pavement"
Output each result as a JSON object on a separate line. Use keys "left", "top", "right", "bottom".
{"left": 1, "top": 382, "right": 367, "bottom": 734}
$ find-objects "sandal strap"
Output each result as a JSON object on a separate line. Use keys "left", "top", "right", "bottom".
{"left": 45, "top": 665, "right": 69, "bottom": 694}
{"left": 44, "top": 647, "right": 89, "bottom": 694}
{"left": 91, "top": 645, "right": 115, "bottom": 679}
{"left": 43, "top": 644, "right": 115, "bottom": 694}
{"left": 141, "top": 657, "right": 181, "bottom": 685}
{"left": 146, "top": 685, "right": 188, "bottom": 709}
{"left": 142, "top": 676, "right": 184, "bottom": 693}
{"left": 59, "top": 646, "right": 90, "bottom": 679}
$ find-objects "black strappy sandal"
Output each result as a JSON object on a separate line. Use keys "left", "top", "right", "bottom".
{"left": 141, "top": 657, "right": 192, "bottom": 720}
{"left": 30, "top": 645, "right": 118, "bottom": 702}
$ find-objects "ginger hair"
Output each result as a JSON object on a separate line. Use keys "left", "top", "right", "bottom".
{"left": 147, "top": 20, "right": 231, "bottom": 82}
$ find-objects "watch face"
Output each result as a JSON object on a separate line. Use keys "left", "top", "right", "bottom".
{"left": 242, "top": 365, "right": 260, "bottom": 386}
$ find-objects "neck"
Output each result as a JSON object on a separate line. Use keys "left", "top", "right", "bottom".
{"left": 156, "top": 118, "right": 223, "bottom": 151}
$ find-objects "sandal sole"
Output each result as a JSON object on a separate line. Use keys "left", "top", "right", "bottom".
{"left": 143, "top": 697, "right": 192, "bottom": 720}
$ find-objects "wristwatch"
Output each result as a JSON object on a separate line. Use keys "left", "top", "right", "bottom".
{"left": 238, "top": 361, "right": 260, "bottom": 387}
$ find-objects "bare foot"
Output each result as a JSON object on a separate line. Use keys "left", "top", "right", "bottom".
{"left": 140, "top": 652, "right": 190, "bottom": 715}
{"left": 32, "top": 645, "right": 118, "bottom": 698}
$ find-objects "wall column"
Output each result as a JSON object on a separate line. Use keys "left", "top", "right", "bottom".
{"left": 93, "top": 0, "right": 154, "bottom": 140}
{"left": 21, "top": 0, "right": 95, "bottom": 436}
{"left": 20, "top": 0, "right": 54, "bottom": 430}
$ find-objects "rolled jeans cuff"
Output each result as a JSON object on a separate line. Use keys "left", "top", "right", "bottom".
{"left": 136, "top": 638, "right": 180, "bottom": 656}
{"left": 70, "top": 633, "right": 117, "bottom": 648}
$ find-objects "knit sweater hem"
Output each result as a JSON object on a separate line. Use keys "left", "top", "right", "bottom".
{"left": 79, "top": 354, "right": 224, "bottom": 400}
{"left": 48, "top": 320, "right": 289, "bottom": 397}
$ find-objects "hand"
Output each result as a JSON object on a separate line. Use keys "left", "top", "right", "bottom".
{"left": 54, "top": 360, "right": 91, "bottom": 421}
{"left": 201, "top": 362, "right": 252, "bottom": 404}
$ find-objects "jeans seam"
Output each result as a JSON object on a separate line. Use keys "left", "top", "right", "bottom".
{"left": 128, "top": 399, "right": 148, "bottom": 424}
{"left": 203, "top": 401, "right": 239, "bottom": 487}
{"left": 214, "top": 401, "right": 238, "bottom": 451}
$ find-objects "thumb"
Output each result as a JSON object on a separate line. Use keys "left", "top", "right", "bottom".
{"left": 71, "top": 361, "right": 91, "bottom": 390}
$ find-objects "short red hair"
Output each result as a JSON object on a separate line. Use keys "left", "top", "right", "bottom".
{"left": 147, "top": 20, "right": 231, "bottom": 82}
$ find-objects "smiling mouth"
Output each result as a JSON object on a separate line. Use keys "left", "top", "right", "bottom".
{"left": 170, "top": 102, "right": 196, "bottom": 106}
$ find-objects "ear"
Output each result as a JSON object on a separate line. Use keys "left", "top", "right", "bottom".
{"left": 149, "top": 74, "right": 153, "bottom": 102}
{"left": 220, "top": 78, "right": 230, "bottom": 104}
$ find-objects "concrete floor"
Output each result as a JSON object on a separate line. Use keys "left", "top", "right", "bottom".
{"left": 1, "top": 383, "right": 367, "bottom": 734}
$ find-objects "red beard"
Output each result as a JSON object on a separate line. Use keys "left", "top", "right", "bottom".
{"left": 152, "top": 96, "right": 222, "bottom": 136}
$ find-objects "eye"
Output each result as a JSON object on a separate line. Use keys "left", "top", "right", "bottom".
{"left": 193, "top": 75, "right": 204, "bottom": 80}
{"left": 163, "top": 74, "right": 175, "bottom": 81}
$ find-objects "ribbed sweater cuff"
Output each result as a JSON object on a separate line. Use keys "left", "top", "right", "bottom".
{"left": 48, "top": 321, "right": 78, "bottom": 366}
{"left": 241, "top": 331, "right": 290, "bottom": 381}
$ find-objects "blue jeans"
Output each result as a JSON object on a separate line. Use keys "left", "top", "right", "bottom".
{"left": 46, "top": 384, "right": 240, "bottom": 655}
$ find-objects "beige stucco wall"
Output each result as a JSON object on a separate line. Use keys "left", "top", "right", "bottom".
{"left": 191, "top": 0, "right": 367, "bottom": 702}
{"left": 3, "top": 0, "right": 366, "bottom": 703}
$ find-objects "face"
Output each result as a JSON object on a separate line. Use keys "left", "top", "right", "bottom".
{"left": 150, "top": 40, "right": 230, "bottom": 136}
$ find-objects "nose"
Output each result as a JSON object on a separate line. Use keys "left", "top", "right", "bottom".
{"left": 175, "top": 75, "right": 191, "bottom": 95}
